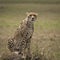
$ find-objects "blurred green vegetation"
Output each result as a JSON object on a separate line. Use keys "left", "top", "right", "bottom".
{"left": 0, "top": 0, "right": 60, "bottom": 4}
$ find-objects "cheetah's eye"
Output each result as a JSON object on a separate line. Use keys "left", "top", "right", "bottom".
{"left": 28, "top": 15, "right": 32, "bottom": 18}
{"left": 33, "top": 15, "right": 36, "bottom": 17}
{"left": 29, "top": 15, "right": 32, "bottom": 16}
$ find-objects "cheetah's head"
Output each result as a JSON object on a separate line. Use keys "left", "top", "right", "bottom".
{"left": 26, "top": 12, "right": 38, "bottom": 22}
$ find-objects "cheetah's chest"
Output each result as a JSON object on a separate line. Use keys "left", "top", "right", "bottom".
{"left": 23, "top": 27, "right": 34, "bottom": 40}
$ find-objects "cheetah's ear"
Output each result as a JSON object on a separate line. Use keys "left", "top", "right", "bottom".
{"left": 35, "top": 13, "right": 38, "bottom": 16}
{"left": 26, "top": 12, "right": 29, "bottom": 15}
{"left": 26, "top": 12, "right": 30, "bottom": 17}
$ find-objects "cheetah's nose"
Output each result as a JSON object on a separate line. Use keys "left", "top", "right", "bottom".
{"left": 31, "top": 16, "right": 35, "bottom": 21}
{"left": 32, "top": 18, "right": 34, "bottom": 19}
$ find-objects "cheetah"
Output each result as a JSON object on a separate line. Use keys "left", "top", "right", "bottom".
{"left": 8, "top": 12, "right": 38, "bottom": 58}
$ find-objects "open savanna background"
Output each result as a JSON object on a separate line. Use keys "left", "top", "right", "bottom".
{"left": 0, "top": 0, "right": 60, "bottom": 60}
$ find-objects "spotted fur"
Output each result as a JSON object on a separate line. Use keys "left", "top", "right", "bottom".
{"left": 8, "top": 12, "right": 37, "bottom": 57}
